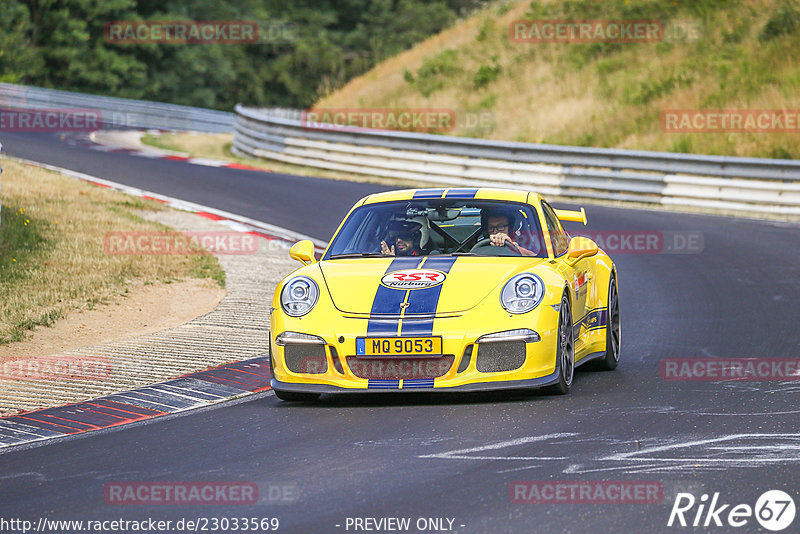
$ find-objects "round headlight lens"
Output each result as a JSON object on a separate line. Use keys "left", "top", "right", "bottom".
{"left": 280, "top": 276, "right": 319, "bottom": 317}
{"left": 501, "top": 274, "right": 544, "bottom": 314}
{"left": 291, "top": 284, "right": 308, "bottom": 300}
{"left": 516, "top": 279, "right": 533, "bottom": 297}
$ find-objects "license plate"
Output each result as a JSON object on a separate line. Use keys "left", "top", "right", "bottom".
{"left": 356, "top": 337, "right": 442, "bottom": 358}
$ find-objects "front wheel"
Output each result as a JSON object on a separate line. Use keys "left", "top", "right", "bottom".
{"left": 543, "top": 293, "right": 574, "bottom": 395}
{"left": 274, "top": 390, "right": 321, "bottom": 402}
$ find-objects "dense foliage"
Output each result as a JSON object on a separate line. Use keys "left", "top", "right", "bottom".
{"left": 0, "top": 0, "right": 482, "bottom": 109}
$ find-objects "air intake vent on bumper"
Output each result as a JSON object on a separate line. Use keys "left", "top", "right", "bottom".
{"left": 285, "top": 345, "right": 328, "bottom": 374}
{"left": 475, "top": 341, "right": 526, "bottom": 373}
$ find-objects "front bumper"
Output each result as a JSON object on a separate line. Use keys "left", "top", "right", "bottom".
{"left": 270, "top": 302, "right": 561, "bottom": 393}
{"left": 271, "top": 370, "right": 560, "bottom": 393}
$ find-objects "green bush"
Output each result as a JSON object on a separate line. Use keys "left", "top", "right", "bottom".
{"left": 476, "top": 18, "right": 493, "bottom": 42}
{"left": 671, "top": 136, "right": 693, "bottom": 154}
{"left": 473, "top": 57, "right": 501, "bottom": 89}
{"left": 407, "top": 49, "right": 462, "bottom": 97}
{"left": 565, "top": 43, "right": 624, "bottom": 71}
{"left": 623, "top": 71, "right": 694, "bottom": 105}
{"left": 477, "top": 93, "right": 497, "bottom": 109}
{"left": 759, "top": 1, "right": 800, "bottom": 41}
{"left": 769, "top": 146, "right": 794, "bottom": 159}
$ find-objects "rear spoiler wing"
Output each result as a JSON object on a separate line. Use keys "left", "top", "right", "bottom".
{"left": 554, "top": 207, "right": 587, "bottom": 226}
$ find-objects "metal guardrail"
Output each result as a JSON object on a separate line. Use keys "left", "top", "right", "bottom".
{"left": 0, "top": 83, "right": 234, "bottom": 133}
{"left": 233, "top": 105, "right": 800, "bottom": 216}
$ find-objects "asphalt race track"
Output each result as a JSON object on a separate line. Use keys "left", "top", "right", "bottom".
{"left": 1, "top": 132, "right": 387, "bottom": 241}
{"left": 2, "top": 132, "right": 799, "bottom": 532}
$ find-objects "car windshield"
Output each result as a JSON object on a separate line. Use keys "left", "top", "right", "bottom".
{"left": 323, "top": 199, "right": 547, "bottom": 259}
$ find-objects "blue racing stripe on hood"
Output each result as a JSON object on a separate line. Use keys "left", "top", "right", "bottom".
{"left": 366, "top": 257, "right": 423, "bottom": 336}
{"left": 400, "top": 256, "right": 458, "bottom": 336}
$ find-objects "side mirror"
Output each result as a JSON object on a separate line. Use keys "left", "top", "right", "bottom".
{"left": 289, "top": 240, "right": 316, "bottom": 265}
{"left": 567, "top": 236, "right": 598, "bottom": 263}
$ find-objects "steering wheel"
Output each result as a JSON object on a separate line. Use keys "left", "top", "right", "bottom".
{"left": 469, "top": 237, "right": 522, "bottom": 256}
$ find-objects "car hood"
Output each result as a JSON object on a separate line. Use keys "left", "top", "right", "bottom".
{"left": 319, "top": 256, "right": 550, "bottom": 315}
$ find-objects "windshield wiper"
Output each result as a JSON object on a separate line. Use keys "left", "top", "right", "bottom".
{"left": 450, "top": 252, "right": 477, "bottom": 256}
{"left": 328, "top": 253, "right": 387, "bottom": 259}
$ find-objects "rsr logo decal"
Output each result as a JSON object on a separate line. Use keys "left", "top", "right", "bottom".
{"left": 381, "top": 269, "right": 446, "bottom": 289}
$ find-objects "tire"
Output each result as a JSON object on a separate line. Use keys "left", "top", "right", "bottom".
{"left": 273, "top": 390, "right": 321, "bottom": 402}
{"left": 595, "top": 275, "right": 620, "bottom": 371}
{"left": 543, "top": 293, "right": 574, "bottom": 395}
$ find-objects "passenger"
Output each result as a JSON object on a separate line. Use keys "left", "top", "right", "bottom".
{"left": 380, "top": 220, "right": 425, "bottom": 256}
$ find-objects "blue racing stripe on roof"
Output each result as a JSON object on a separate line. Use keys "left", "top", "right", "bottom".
{"left": 444, "top": 188, "right": 479, "bottom": 199}
{"left": 366, "top": 257, "right": 422, "bottom": 336}
{"left": 401, "top": 256, "right": 458, "bottom": 336}
{"left": 413, "top": 189, "right": 446, "bottom": 199}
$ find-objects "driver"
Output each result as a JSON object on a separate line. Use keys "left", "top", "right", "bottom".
{"left": 380, "top": 219, "right": 425, "bottom": 256}
{"left": 483, "top": 208, "right": 539, "bottom": 257}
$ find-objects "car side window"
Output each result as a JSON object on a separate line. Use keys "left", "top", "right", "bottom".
{"left": 541, "top": 202, "right": 570, "bottom": 256}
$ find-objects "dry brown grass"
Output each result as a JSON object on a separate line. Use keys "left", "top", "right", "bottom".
{"left": 0, "top": 158, "right": 225, "bottom": 344}
{"left": 317, "top": 0, "right": 800, "bottom": 159}
{"left": 150, "top": 1, "right": 800, "bottom": 161}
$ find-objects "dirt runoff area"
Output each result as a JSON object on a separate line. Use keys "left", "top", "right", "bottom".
{"left": 0, "top": 187, "right": 298, "bottom": 416}
{"left": 0, "top": 278, "right": 224, "bottom": 360}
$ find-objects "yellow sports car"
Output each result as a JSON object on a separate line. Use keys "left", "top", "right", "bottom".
{"left": 269, "top": 188, "right": 619, "bottom": 400}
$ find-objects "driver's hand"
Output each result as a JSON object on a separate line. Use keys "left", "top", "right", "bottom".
{"left": 490, "top": 232, "right": 516, "bottom": 247}
{"left": 380, "top": 241, "right": 395, "bottom": 255}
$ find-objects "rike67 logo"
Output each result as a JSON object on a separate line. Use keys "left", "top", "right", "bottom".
{"left": 381, "top": 269, "right": 446, "bottom": 290}
{"left": 668, "top": 490, "right": 796, "bottom": 531}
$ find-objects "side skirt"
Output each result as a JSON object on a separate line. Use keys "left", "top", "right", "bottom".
{"left": 575, "top": 351, "right": 605, "bottom": 369}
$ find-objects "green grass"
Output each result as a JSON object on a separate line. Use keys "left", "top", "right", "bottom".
{"left": 0, "top": 158, "right": 226, "bottom": 345}
{"left": 141, "top": 133, "right": 178, "bottom": 152}
{"left": 191, "top": 254, "right": 226, "bottom": 288}
{"left": 0, "top": 204, "right": 48, "bottom": 271}
{"left": 0, "top": 205, "right": 63, "bottom": 343}
{"left": 315, "top": 0, "right": 800, "bottom": 159}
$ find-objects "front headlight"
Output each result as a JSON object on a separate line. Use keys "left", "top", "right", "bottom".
{"left": 500, "top": 274, "right": 544, "bottom": 314}
{"left": 280, "top": 276, "right": 319, "bottom": 317}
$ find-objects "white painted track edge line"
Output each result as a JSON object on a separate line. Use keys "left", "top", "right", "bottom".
{"left": 3, "top": 154, "right": 328, "bottom": 249}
